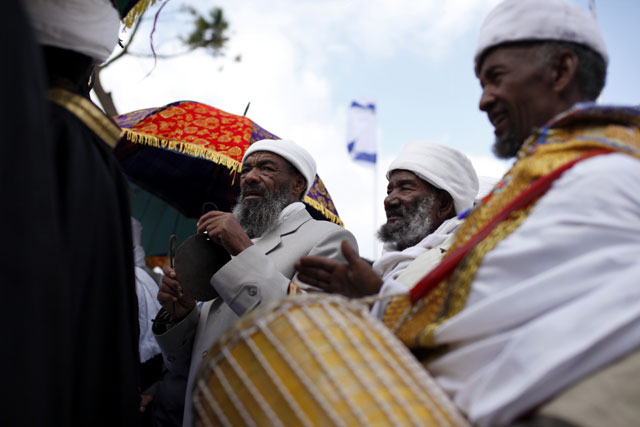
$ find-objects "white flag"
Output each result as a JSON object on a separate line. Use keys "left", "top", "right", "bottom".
{"left": 347, "top": 99, "right": 377, "bottom": 164}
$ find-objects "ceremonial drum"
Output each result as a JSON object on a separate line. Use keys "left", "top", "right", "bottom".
{"left": 192, "top": 294, "right": 468, "bottom": 426}
{"left": 174, "top": 234, "right": 231, "bottom": 301}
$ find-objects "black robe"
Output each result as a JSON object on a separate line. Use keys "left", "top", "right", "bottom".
{"left": 47, "top": 91, "right": 141, "bottom": 426}
{"left": 1, "top": 2, "right": 140, "bottom": 425}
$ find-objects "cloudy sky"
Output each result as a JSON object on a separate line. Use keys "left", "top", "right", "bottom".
{"left": 101, "top": 0, "right": 640, "bottom": 258}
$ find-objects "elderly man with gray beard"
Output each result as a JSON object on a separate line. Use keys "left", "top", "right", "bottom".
{"left": 295, "top": 140, "right": 478, "bottom": 318}
{"left": 153, "top": 139, "right": 358, "bottom": 426}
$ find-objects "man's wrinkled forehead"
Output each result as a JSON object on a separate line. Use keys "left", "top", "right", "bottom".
{"left": 242, "top": 151, "right": 287, "bottom": 168}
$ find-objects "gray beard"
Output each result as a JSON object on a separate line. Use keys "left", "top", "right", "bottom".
{"left": 232, "top": 182, "right": 292, "bottom": 238}
{"left": 377, "top": 195, "right": 436, "bottom": 251}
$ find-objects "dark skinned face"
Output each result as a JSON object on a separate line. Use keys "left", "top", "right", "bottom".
{"left": 239, "top": 151, "right": 303, "bottom": 205}
{"left": 384, "top": 169, "right": 440, "bottom": 226}
{"left": 377, "top": 169, "right": 455, "bottom": 250}
{"left": 478, "top": 45, "right": 557, "bottom": 158}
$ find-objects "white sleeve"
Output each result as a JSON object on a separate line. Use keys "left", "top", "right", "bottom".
{"left": 211, "top": 227, "right": 358, "bottom": 317}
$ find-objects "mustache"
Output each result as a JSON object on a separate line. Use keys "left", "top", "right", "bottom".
{"left": 385, "top": 205, "right": 406, "bottom": 218}
{"left": 240, "top": 182, "right": 268, "bottom": 198}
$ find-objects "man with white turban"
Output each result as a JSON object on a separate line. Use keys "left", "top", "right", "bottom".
{"left": 296, "top": 140, "right": 479, "bottom": 312}
{"left": 382, "top": 0, "right": 640, "bottom": 425}
{"left": 154, "top": 139, "right": 358, "bottom": 426}
{"left": 20, "top": 0, "right": 148, "bottom": 425}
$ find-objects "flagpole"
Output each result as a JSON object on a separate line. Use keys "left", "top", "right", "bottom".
{"left": 373, "top": 108, "right": 381, "bottom": 259}
{"left": 346, "top": 97, "right": 378, "bottom": 259}
{"left": 373, "top": 154, "right": 378, "bottom": 258}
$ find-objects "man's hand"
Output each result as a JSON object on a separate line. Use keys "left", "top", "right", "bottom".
{"left": 295, "top": 240, "right": 383, "bottom": 298}
{"left": 157, "top": 264, "right": 196, "bottom": 321}
{"left": 196, "top": 211, "right": 253, "bottom": 256}
{"left": 140, "top": 394, "right": 153, "bottom": 413}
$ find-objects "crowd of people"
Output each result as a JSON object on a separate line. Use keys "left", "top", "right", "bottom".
{"left": 3, "top": 0, "right": 639, "bottom": 426}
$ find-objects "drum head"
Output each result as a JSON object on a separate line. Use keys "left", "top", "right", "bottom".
{"left": 174, "top": 234, "right": 231, "bottom": 301}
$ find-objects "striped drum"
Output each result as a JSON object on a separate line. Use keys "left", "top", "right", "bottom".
{"left": 193, "top": 294, "right": 468, "bottom": 427}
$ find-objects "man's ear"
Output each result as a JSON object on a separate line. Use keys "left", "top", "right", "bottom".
{"left": 436, "top": 191, "right": 455, "bottom": 222}
{"left": 551, "top": 49, "right": 579, "bottom": 94}
{"left": 292, "top": 174, "right": 307, "bottom": 200}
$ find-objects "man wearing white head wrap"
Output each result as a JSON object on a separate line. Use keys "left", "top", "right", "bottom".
{"left": 242, "top": 139, "right": 318, "bottom": 196}
{"left": 385, "top": 140, "right": 479, "bottom": 215}
{"left": 368, "top": 141, "right": 478, "bottom": 316}
{"left": 154, "top": 139, "right": 358, "bottom": 426}
{"left": 474, "top": 0, "right": 608, "bottom": 159}
{"left": 296, "top": 141, "right": 479, "bottom": 312}
{"left": 20, "top": 1, "right": 156, "bottom": 424}
{"left": 380, "top": 1, "right": 640, "bottom": 426}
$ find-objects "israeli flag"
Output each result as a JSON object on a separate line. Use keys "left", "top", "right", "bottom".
{"left": 347, "top": 99, "right": 377, "bottom": 164}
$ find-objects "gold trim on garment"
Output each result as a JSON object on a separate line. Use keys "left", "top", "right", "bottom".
{"left": 46, "top": 88, "right": 123, "bottom": 149}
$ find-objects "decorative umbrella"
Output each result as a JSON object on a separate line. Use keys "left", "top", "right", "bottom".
{"left": 114, "top": 101, "right": 343, "bottom": 258}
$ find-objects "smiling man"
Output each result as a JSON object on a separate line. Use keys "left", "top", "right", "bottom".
{"left": 154, "top": 139, "right": 358, "bottom": 426}
{"left": 296, "top": 141, "right": 478, "bottom": 306}
{"left": 383, "top": 0, "right": 640, "bottom": 425}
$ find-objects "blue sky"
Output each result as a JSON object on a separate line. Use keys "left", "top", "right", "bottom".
{"left": 102, "top": 0, "right": 640, "bottom": 258}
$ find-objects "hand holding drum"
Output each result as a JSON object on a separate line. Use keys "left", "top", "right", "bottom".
{"left": 173, "top": 233, "right": 231, "bottom": 301}
{"left": 173, "top": 202, "right": 233, "bottom": 303}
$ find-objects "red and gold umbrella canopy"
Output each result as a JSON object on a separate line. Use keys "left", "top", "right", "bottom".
{"left": 114, "top": 101, "right": 342, "bottom": 225}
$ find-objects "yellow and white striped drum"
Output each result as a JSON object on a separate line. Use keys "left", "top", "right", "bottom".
{"left": 192, "top": 294, "right": 468, "bottom": 426}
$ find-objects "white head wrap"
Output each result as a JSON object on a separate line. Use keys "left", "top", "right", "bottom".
{"left": 387, "top": 141, "right": 479, "bottom": 214}
{"left": 23, "top": 0, "right": 120, "bottom": 63}
{"left": 242, "top": 139, "right": 317, "bottom": 197}
{"left": 475, "top": 0, "right": 608, "bottom": 70}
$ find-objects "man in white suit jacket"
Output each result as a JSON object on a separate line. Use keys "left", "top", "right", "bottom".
{"left": 154, "top": 139, "right": 357, "bottom": 426}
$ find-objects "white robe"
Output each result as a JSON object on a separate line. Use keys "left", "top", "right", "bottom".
{"left": 428, "top": 153, "right": 640, "bottom": 426}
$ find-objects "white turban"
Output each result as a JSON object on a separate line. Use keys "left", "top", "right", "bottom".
{"left": 243, "top": 139, "right": 317, "bottom": 197}
{"left": 387, "top": 141, "right": 479, "bottom": 214}
{"left": 23, "top": 0, "right": 120, "bottom": 63}
{"left": 475, "top": 0, "right": 608, "bottom": 70}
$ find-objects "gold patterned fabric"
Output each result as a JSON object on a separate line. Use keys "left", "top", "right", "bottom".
{"left": 384, "top": 104, "right": 640, "bottom": 352}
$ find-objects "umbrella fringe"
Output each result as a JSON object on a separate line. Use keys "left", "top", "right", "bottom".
{"left": 303, "top": 197, "right": 344, "bottom": 227}
{"left": 123, "top": 129, "right": 243, "bottom": 176}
